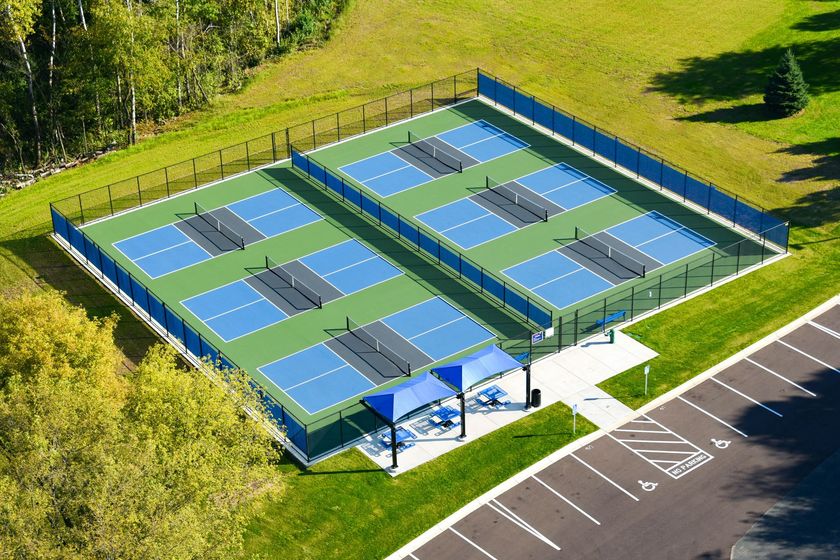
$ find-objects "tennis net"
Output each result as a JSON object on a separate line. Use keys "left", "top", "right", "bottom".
{"left": 486, "top": 176, "right": 549, "bottom": 222}
{"left": 575, "top": 226, "right": 646, "bottom": 277}
{"left": 194, "top": 202, "right": 245, "bottom": 249}
{"left": 408, "top": 131, "right": 463, "bottom": 173}
{"left": 346, "top": 316, "right": 411, "bottom": 375}
{"left": 265, "top": 256, "right": 322, "bottom": 308}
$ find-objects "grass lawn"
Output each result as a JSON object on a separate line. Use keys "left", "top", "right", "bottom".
{"left": 1, "top": 1, "right": 838, "bottom": 559}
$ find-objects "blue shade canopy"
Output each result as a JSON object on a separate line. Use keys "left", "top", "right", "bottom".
{"left": 433, "top": 344, "right": 522, "bottom": 391}
{"left": 363, "top": 372, "right": 456, "bottom": 423}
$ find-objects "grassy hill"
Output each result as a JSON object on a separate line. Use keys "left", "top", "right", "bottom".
{"left": 0, "top": 1, "right": 838, "bottom": 558}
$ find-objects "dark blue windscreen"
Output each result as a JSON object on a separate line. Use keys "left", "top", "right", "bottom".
{"left": 165, "top": 308, "right": 185, "bottom": 343}
{"left": 496, "top": 81, "right": 516, "bottom": 111}
{"left": 593, "top": 130, "right": 615, "bottom": 161}
{"left": 419, "top": 230, "right": 440, "bottom": 259}
{"left": 325, "top": 169, "right": 344, "bottom": 197}
{"left": 184, "top": 324, "right": 201, "bottom": 357}
{"left": 149, "top": 294, "right": 166, "bottom": 329}
{"left": 291, "top": 149, "right": 308, "bottom": 174}
{"left": 534, "top": 102, "right": 554, "bottom": 131}
{"left": 553, "top": 110, "right": 574, "bottom": 140}
{"left": 343, "top": 182, "right": 362, "bottom": 208}
{"left": 685, "top": 176, "right": 711, "bottom": 209}
{"left": 361, "top": 193, "right": 379, "bottom": 217}
{"left": 440, "top": 245, "right": 460, "bottom": 272}
{"left": 513, "top": 90, "right": 534, "bottom": 121}
{"left": 50, "top": 207, "right": 70, "bottom": 242}
{"left": 638, "top": 152, "right": 663, "bottom": 185}
{"left": 129, "top": 277, "right": 150, "bottom": 314}
{"left": 661, "top": 165, "right": 686, "bottom": 199}
{"left": 462, "top": 260, "right": 483, "bottom": 287}
{"left": 709, "top": 188, "right": 737, "bottom": 223}
{"left": 116, "top": 266, "right": 132, "bottom": 298}
{"left": 381, "top": 206, "right": 399, "bottom": 233}
{"left": 573, "top": 121, "right": 595, "bottom": 150}
{"left": 477, "top": 72, "right": 497, "bottom": 101}
{"left": 101, "top": 252, "right": 118, "bottom": 286}
{"left": 484, "top": 275, "right": 505, "bottom": 302}
{"left": 616, "top": 141, "right": 639, "bottom": 174}
{"left": 398, "top": 218, "right": 419, "bottom": 248}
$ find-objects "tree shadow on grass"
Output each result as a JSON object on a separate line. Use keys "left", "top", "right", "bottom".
{"left": 678, "top": 103, "right": 776, "bottom": 125}
{"left": 792, "top": 8, "right": 840, "bottom": 32}
{"left": 777, "top": 138, "right": 840, "bottom": 183}
{"left": 649, "top": 38, "right": 840, "bottom": 108}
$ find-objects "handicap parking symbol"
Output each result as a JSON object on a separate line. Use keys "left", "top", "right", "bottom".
{"left": 711, "top": 438, "right": 731, "bottom": 449}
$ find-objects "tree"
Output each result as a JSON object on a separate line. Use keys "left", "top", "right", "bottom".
{"left": 764, "top": 49, "right": 810, "bottom": 117}
{"left": 0, "top": 291, "right": 283, "bottom": 559}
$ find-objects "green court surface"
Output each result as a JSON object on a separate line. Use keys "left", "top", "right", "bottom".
{"left": 79, "top": 163, "right": 527, "bottom": 424}
{"left": 74, "top": 94, "right": 773, "bottom": 450}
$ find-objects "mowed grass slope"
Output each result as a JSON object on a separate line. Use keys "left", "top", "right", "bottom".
{"left": 0, "top": 1, "right": 838, "bottom": 559}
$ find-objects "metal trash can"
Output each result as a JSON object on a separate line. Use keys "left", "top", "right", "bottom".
{"left": 530, "top": 388, "right": 542, "bottom": 408}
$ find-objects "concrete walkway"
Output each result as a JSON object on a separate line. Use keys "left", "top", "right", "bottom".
{"left": 358, "top": 331, "right": 656, "bottom": 474}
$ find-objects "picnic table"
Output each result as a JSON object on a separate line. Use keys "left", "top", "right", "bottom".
{"left": 380, "top": 426, "right": 416, "bottom": 451}
{"left": 476, "top": 385, "right": 510, "bottom": 408}
{"left": 429, "top": 405, "right": 460, "bottom": 430}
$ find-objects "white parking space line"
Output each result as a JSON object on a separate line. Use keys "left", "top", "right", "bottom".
{"left": 634, "top": 449, "right": 698, "bottom": 455}
{"left": 613, "top": 428, "right": 671, "bottom": 434}
{"left": 489, "top": 500, "right": 562, "bottom": 551}
{"left": 677, "top": 395, "right": 748, "bottom": 438}
{"left": 532, "top": 475, "right": 601, "bottom": 525}
{"left": 810, "top": 320, "right": 840, "bottom": 340}
{"left": 746, "top": 357, "right": 817, "bottom": 397}
{"left": 449, "top": 528, "right": 500, "bottom": 560}
{"left": 711, "top": 378, "right": 783, "bottom": 417}
{"left": 778, "top": 340, "right": 840, "bottom": 374}
{"left": 570, "top": 453, "right": 639, "bottom": 502}
{"left": 408, "top": 553, "right": 420, "bottom": 560}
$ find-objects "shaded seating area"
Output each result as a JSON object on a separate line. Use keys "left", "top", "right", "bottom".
{"left": 428, "top": 405, "right": 460, "bottom": 431}
{"left": 433, "top": 344, "right": 523, "bottom": 438}
{"left": 361, "top": 372, "right": 456, "bottom": 469}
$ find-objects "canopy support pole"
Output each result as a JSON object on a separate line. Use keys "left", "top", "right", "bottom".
{"left": 524, "top": 365, "right": 531, "bottom": 410}
{"left": 458, "top": 393, "right": 467, "bottom": 439}
{"left": 360, "top": 400, "right": 399, "bottom": 470}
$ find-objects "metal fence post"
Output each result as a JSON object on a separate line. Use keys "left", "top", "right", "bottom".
{"left": 683, "top": 263, "right": 689, "bottom": 297}
{"left": 311, "top": 120, "right": 316, "bottom": 150}
{"left": 136, "top": 176, "right": 143, "bottom": 205}
{"left": 245, "top": 141, "right": 251, "bottom": 170}
{"left": 192, "top": 158, "right": 198, "bottom": 187}
{"left": 657, "top": 275, "right": 663, "bottom": 308}
{"left": 431, "top": 81, "right": 435, "bottom": 108}
{"left": 573, "top": 310, "right": 579, "bottom": 345}
{"left": 410, "top": 89, "right": 414, "bottom": 118}
{"left": 164, "top": 167, "right": 171, "bottom": 197}
{"left": 710, "top": 252, "right": 716, "bottom": 285}
{"left": 736, "top": 241, "right": 742, "bottom": 273}
{"left": 336, "top": 112, "right": 340, "bottom": 141}
{"left": 271, "top": 132, "right": 277, "bottom": 161}
{"left": 107, "top": 185, "right": 114, "bottom": 216}
{"left": 630, "top": 286, "right": 636, "bottom": 319}
{"left": 219, "top": 151, "right": 225, "bottom": 179}
{"left": 385, "top": 97, "right": 389, "bottom": 125}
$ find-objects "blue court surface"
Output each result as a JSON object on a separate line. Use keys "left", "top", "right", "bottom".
{"left": 113, "top": 188, "right": 321, "bottom": 279}
{"left": 257, "top": 297, "right": 495, "bottom": 414}
{"left": 113, "top": 224, "right": 212, "bottom": 279}
{"left": 516, "top": 163, "right": 615, "bottom": 209}
{"left": 338, "top": 120, "right": 528, "bottom": 198}
{"left": 503, "top": 211, "right": 715, "bottom": 311}
{"left": 503, "top": 251, "right": 615, "bottom": 311}
{"left": 606, "top": 211, "right": 715, "bottom": 265}
{"left": 436, "top": 120, "right": 528, "bottom": 164}
{"left": 415, "top": 162, "right": 615, "bottom": 250}
{"left": 182, "top": 239, "right": 402, "bottom": 341}
{"left": 299, "top": 239, "right": 402, "bottom": 295}
{"left": 416, "top": 198, "right": 517, "bottom": 250}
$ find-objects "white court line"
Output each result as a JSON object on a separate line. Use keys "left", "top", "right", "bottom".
{"left": 570, "top": 453, "right": 639, "bottom": 502}
{"left": 322, "top": 255, "right": 379, "bottom": 278}
{"left": 360, "top": 162, "right": 417, "bottom": 184}
{"left": 407, "top": 316, "right": 465, "bottom": 341}
{"left": 530, "top": 266, "right": 585, "bottom": 291}
{"left": 244, "top": 200, "right": 300, "bottom": 223}
{"left": 132, "top": 239, "right": 195, "bottom": 262}
{"left": 202, "top": 293, "right": 265, "bottom": 322}
{"left": 677, "top": 396, "right": 748, "bottom": 438}
{"left": 532, "top": 476, "right": 600, "bottom": 525}
{"left": 282, "top": 363, "right": 350, "bottom": 392}
{"left": 489, "top": 500, "right": 562, "bottom": 551}
{"left": 449, "top": 528, "right": 500, "bottom": 560}
{"left": 746, "top": 358, "right": 817, "bottom": 397}
{"left": 711, "top": 378, "right": 783, "bottom": 417}
{"left": 778, "top": 340, "right": 840, "bottom": 374}
{"left": 439, "top": 210, "right": 492, "bottom": 233}
{"left": 810, "top": 320, "right": 840, "bottom": 340}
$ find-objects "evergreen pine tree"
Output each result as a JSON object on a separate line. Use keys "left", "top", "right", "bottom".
{"left": 764, "top": 49, "right": 810, "bottom": 117}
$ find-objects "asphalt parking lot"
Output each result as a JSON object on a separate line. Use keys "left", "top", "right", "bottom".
{"left": 397, "top": 303, "right": 840, "bottom": 560}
